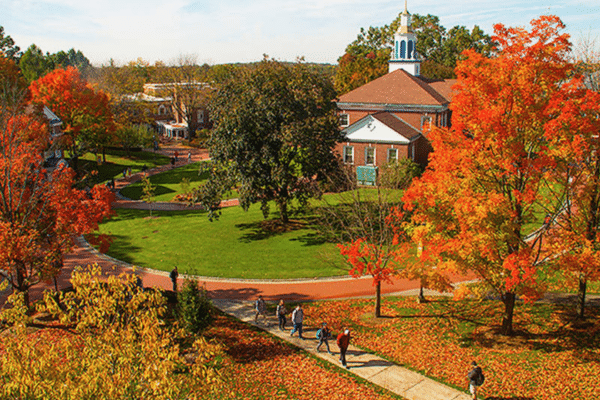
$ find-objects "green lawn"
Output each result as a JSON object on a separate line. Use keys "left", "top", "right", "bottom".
{"left": 97, "top": 205, "right": 348, "bottom": 279}
{"left": 120, "top": 162, "right": 208, "bottom": 202}
{"left": 79, "top": 149, "right": 171, "bottom": 184}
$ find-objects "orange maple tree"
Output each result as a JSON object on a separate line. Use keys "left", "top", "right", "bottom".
{"left": 29, "top": 67, "right": 114, "bottom": 172}
{"left": 402, "top": 16, "right": 575, "bottom": 335}
{"left": 544, "top": 81, "right": 600, "bottom": 317}
{"left": 1, "top": 60, "right": 114, "bottom": 305}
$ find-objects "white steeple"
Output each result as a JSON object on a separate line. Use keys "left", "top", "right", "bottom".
{"left": 389, "top": 1, "right": 421, "bottom": 76}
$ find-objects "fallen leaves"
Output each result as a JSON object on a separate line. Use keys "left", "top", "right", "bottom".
{"left": 303, "top": 297, "right": 600, "bottom": 400}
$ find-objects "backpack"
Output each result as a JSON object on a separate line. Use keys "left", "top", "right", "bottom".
{"left": 475, "top": 370, "right": 485, "bottom": 386}
{"left": 316, "top": 329, "right": 322, "bottom": 339}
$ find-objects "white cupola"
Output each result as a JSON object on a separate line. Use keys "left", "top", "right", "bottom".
{"left": 388, "top": 1, "right": 421, "bottom": 76}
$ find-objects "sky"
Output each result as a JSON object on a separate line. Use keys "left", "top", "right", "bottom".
{"left": 2, "top": 0, "right": 600, "bottom": 67}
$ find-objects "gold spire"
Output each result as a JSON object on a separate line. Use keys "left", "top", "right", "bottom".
{"left": 399, "top": 1, "right": 411, "bottom": 34}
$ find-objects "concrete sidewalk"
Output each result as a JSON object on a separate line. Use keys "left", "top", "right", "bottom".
{"left": 213, "top": 299, "right": 471, "bottom": 400}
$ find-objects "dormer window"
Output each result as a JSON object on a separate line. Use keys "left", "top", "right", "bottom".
{"left": 339, "top": 113, "right": 350, "bottom": 127}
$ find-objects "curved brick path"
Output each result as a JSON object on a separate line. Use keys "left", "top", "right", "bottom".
{"left": 2, "top": 143, "right": 472, "bottom": 304}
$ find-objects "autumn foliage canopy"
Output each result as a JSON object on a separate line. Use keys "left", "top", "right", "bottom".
{"left": 401, "top": 15, "right": 592, "bottom": 334}
{"left": 1, "top": 57, "right": 114, "bottom": 303}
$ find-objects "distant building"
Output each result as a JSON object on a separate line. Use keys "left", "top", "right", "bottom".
{"left": 336, "top": 3, "right": 456, "bottom": 175}
{"left": 41, "top": 106, "right": 68, "bottom": 171}
{"left": 141, "top": 82, "right": 213, "bottom": 140}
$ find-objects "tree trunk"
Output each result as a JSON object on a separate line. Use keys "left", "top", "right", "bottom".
{"left": 15, "top": 265, "right": 30, "bottom": 307}
{"left": 417, "top": 284, "right": 426, "bottom": 303}
{"left": 71, "top": 154, "right": 79, "bottom": 174}
{"left": 375, "top": 280, "right": 381, "bottom": 318}
{"left": 577, "top": 272, "right": 587, "bottom": 318}
{"left": 102, "top": 146, "right": 107, "bottom": 163}
{"left": 501, "top": 291, "right": 516, "bottom": 336}
{"left": 278, "top": 200, "right": 289, "bottom": 224}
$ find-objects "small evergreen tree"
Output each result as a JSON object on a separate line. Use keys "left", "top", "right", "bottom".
{"left": 177, "top": 278, "right": 213, "bottom": 333}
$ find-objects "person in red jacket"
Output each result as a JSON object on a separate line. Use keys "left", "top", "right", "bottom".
{"left": 336, "top": 329, "right": 351, "bottom": 369}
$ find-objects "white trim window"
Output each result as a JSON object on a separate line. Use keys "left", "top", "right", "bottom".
{"left": 339, "top": 113, "right": 350, "bottom": 127}
{"left": 158, "top": 104, "right": 167, "bottom": 115}
{"left": 387, "top": 148, "right": 398, "bottom": 163}
{"left": 197, "top": 109, "right": 205, "bottom": 123}
{"left": 343, "top": 145, "right": 354, "bottom": 164}
{"left": 421, "top": 115, "right": 432, "bottom": 129}
{"left": 365, "top": 147, "right": 375, "bottom": 165}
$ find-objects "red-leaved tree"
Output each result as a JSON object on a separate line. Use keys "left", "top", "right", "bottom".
{"left": 1, "top": 59, "right": 114, "bottom": 305}
{"left": 29, "top": 67, "right": 114, "bottom": 173}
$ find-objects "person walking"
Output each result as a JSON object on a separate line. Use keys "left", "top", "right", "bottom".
{"left": 290, "top": 304, "right": 304, "bottom": 339}
{"left": 254, "top": 295, "right": 267, "bottom": 323}
{"left": 467, "top": 361, "right": 485, "bottom": 400}
{"left": 187, "top": 151, "right": 192, "bottom": 163}
{"left": 337, "top": 328, "right": 351, "bottom": 369}
{"left": 276, "top": 299, "right": 287, "bottom": 330}
{"left": 169, "top": 266, "right": 179, "bottom": 292}
{"left": 316, "top": 322, "right": 332, "bottom": 354}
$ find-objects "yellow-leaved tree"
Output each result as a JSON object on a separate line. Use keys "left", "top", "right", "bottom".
{"left": 0, "top": 264, "right": 226, "bottom": 399}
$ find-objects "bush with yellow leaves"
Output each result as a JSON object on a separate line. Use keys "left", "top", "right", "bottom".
{"left": 0, "top": 264, "right": 225, "bottom": 399}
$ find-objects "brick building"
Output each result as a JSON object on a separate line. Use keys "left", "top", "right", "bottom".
{"left": 336, "top": 3, "right": 456, "bottom": 173}
{"left": 142, "top": 82, "right": 213, "bottom": 139}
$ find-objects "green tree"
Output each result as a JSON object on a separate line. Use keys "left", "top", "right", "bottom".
{"left": 178, "top": 278, "right": 213, "bottom": 333}
{"left": 0, "top": 26, "right": 20, "bottom": 61}
{"left": 48, "top": 48, "right": 92, "bottom": 77}
{"left": 335, "top": 12, "right": 494, "bottom": 94}
{"left": 19, "top": 44, "right": 50, "bottom": 82}
{"left": 198, "top": 57, "right": 342, "bottom": 223}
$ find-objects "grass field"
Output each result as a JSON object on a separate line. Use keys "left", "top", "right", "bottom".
{"left": 119, "top": 162, "right": 208, "bottom": 202}
{"left": 97, "top": 206, "right": 348, "bottom": 279}
{"left": 79, "top": 149, "right": 171, "bottom": 184}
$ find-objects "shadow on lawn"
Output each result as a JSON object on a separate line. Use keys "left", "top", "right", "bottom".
{"left": 103, "top": 234, "right": 144, "bottom": 265}
{"left": 236, "top": 218, "right": 319, "bottom": 243}
{"left": 412, "top": 298, "right": 600, "bottom": 356}
{"left": 120, "top": 184, "right": 176, "bottom": 200}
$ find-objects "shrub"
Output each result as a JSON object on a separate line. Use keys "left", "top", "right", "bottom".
{"left": 178, "top": 278, "right": 213, "bottom": 333}
{"left": 0, "top": 265, "right": 224, "bottom": 399}
{"left": 378, "top": 159, "right": 422, "bottom": 189}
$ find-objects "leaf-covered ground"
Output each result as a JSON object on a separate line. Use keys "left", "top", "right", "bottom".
{"left": 302, "top": 297, "right": 600, "bottom": 400}
{"left": 204, "top": 313, "right": 401, "bottom": 400}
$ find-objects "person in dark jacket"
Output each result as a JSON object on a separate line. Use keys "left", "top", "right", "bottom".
{"left": 316, "top": 322, "right": 332, "bottom": 354}
{"left": 467, "top": 361, "right": 484, "bottom": 400}
{"left": 276, "top": 299, "right": 287, "bottom": 330}
{"left": 169, "top": 266, "right": 179, "bottom": 292}
{"left": 337, "top": 329, "right": 351, "bottom": 369}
